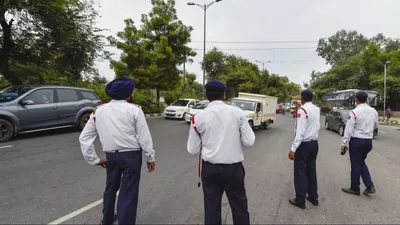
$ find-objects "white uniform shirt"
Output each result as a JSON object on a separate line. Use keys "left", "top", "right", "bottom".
{"left": 187, "top": 100, "right": 255, "bottom": 164}
{"left": 342, "top": 103, "right": 378, "bottom": 145}
{"left": 291, "top": 102, "right": 320, "bottom": 152}
{"left": 79, "top": 100, "right": 155, "bottom": 165}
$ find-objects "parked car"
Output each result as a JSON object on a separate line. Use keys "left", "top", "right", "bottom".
{"left": 325, "top": 109, "right": 378, "bottom": 137}
{"left": 163, "top": 98, "right": 201, "bottom": 119}
{"left": 184, "top": 100, "right": 210, "bottom": 124}
{"left": 0, "top": 85, "right": 103, "bottom": 142}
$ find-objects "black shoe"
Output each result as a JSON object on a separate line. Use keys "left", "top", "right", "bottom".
{"left": 289, "top": 198, "right": 306, "bottom": 209}
{"left": 100, "top": 214, "right": 117, "bottom": 225}
{"left": 306, "top": 196, "right": 319, "bottom": 206}
{"left": 341, "top": 188, "right": 360, "bottom": 196}
{"left": 364, "top": 187, "right": 376, "bottom": 195}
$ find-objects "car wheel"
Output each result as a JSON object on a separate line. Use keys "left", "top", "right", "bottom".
{"left": 182, "top": 113, "right": 186, "bottom": 120}
{"left": 325, "top": 121, "right": 330, "bottom": 130}
{"left": 79, "top": 113, "right": 91, "bottom": 130}
{"left": 339, "top": 125, "right": 345, "bottom": 136}
{"left": 0, "top": 118, "right": 15, "bottom": 143}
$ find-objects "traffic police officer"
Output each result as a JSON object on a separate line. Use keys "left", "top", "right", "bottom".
{"left": 79, "top": 77, "right": 156, "bottom": 225}
{"left": 288, "top": 90, "right": 320, "bottom": 209}
{"left": 341, "top": 91, "right": 377, "bottom": 196}
{"left": 187, "top": 80, "right": 255, "bottom": 225}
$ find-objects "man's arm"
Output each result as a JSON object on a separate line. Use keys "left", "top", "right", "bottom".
{"left": 374, "top": 109, "right": 378, "bottom": 128}
{"left": 290, "top": 111, "right": 307, "bottom": 152}
{"left": 239, "top": 113, "right": 255, "bottom": 148}
{"left": 342, "top": 111, "right": 356, "bottom": 146}
{"left": 135, "top": 108, "right": 155, "bottom": 162}
{"left": 79, "top": 113, "right": 100, "bottom": 165}
{"left": 187, "top": 117, "right": 202, "bottom": 155}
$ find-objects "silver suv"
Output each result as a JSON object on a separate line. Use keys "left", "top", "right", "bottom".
{"left": 0, "top": 85, "right": 102, "bottom": 142}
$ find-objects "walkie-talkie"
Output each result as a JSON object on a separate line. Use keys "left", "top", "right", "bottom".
{"left": 341, "top": 146, "right": 348, "bottom": 155}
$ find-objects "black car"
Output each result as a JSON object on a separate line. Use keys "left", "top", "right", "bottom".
{"left": 325, "top": 109, "right": 378, "bottom": 138}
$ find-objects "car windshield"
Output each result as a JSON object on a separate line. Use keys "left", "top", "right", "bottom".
{"left": 231, "top": 99, "right": 257, "bottom": 111}
{"left": 171, "top": 99, "right": 189, "bottom": 106}
{"left": 339, "top": 110, "right": 350, "bottom": 118}
{"left": 0, "top": 86, "right": 33, "bottom": 102}
{"left": 193, "top": 101, "right": 209, "bottom": 109}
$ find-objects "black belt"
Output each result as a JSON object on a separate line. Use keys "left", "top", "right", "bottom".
{"left": 202, "top": 160, "right": 242, "bottom": 166}
{"left": 302, "top": 139, "right": 317, "bottom": 143}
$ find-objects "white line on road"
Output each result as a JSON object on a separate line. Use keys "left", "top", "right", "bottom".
{"left": 48, "top": 192, "right": 119, "bottom": 225}
{"left": 379, "top": 131, "right": 387, "bottom": 134}
{"left": 0, "top": 145, "right": 12, "bottom": 149}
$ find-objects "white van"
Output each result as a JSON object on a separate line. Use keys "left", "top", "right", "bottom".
{"left": 231, "top": 92, "right": 278, "bottom": 129}
{"left": 164, "top": 98, "right": 200, "bottom": 119}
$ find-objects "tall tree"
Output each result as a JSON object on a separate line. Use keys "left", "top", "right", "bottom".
{"left": 1, "top": 0, "right": 105, "bottom": 85}
{"left": 108, "top": 0, "right": 196, "bottom": 106}
{"left": 316, "top": 29, "right": 369, "bottom": 66}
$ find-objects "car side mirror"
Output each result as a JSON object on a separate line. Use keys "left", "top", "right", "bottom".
{"left": 189, "top": 105, "right": 193, "bottom": 108}
{"left": 20, "top": 99, "right": 34, "bottom": 106}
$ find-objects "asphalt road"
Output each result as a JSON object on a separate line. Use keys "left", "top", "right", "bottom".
{"left": 1, "top": 115, "right": 400, "bottom": 224}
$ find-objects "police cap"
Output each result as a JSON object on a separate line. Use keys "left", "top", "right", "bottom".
{"left": 355, "top": 91, "right": 368, "bottom": 103}
{"left": 105, "top": 76, "right": 135, "bottom": 100}
{"left": 205, "top": 80, "right": 227, "bottom": 94}
{"left": 301, "top": 89, "right": 313, "bottom": 102}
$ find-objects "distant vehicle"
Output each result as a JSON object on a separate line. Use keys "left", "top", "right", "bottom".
{"left": 184, "top": 100, "right": 210, "bottom": 124}
{"left": 321, "top": 89, "right": 378, "bottom": 114}
{"left": 231, "top": 92, "right": 278, "bottom": 129}
{"left": 325, "top": 109, "right": 378, "bottom": 138}
{"left": 163, "top": 98, "right": 201, "bottom": 119}
{"left": 0, "top": 85, "right": 102, "bottom": 142}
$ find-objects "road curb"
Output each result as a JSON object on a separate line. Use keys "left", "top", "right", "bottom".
{"left": 145, "top": 113, "right": 164, "bottom": 117}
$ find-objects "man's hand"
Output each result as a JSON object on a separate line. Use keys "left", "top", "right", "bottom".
{"left": 147, "top": 161, "right": 155, "bottom": 172}
{"left": 340, "top": 145, "right": 347, "bottom": 155}
{"left": 288, "top": 151, "right": 295, "bottom": 160}
{"left": 97, "top": 159, "right": 107, "bottom": 168}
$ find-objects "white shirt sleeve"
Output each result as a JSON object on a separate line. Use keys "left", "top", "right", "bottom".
{"left": 187, "top": 118, "right": 202, "bottom": 155}
{"left": 239, "top": 113, "right": 255, "bottom": 148}
{"left": 79, "top": 113, "right": 100, "bottom": 165}
{"left": 291, "top": 111, "right": 307, "bottom": 152}
{"left": 342, "top": 111, "right": 356, "bottom": 146}
{"left": 135, "top": 108, "right": 156, "bottom": 162}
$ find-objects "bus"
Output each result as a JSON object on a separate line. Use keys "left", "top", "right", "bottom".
{"left": 320, "top": 89, "right": 378, "bottom": 114}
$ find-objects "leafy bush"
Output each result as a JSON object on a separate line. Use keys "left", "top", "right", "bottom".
{"left": 133, "top": 89, "right": 154, "bottom": 112}
{"left": 163, "top": 90, "right": 180, "bottom": 105}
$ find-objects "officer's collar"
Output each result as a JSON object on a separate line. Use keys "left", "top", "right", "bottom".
{"left": 110, "top": 99, "right": 128, "bottom": 103}
{"left": 208, "top": 100, "right": 225, "bottom": 107}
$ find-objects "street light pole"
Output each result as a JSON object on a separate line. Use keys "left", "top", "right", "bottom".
{"left": 383, "top": 60, "right": 391, "bottom": 120}
{"left": 188, "top": 0, "right": 222, "bottom": 98}
{"left": 256, "top": 60, "right": 271, "bottom": 71}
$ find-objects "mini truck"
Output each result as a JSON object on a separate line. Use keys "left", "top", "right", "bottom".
{"left": 231, "top": 92, "right": 278, "bottom": 129}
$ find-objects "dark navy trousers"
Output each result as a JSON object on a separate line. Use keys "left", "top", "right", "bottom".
{"left": 102, "top": 151, "right": 142, "bottom": 225}
{"left": 349, "top": 138, "right": 374, "bottom": 192}
{"left": 294, "top": 140, "right": 319, "bottom": 204}
{"left": 201, "top": 161, "right": 250, "bottom": 225}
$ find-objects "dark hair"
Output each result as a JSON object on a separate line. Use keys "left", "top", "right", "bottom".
{"left": 206, "top": 91, "right": 224, "bottom": 102}
{"left": 355, "top": 91, "right": 368, "bottom": 103}
{"left": 301, "top": 90, "right": 313, "bottom": 102}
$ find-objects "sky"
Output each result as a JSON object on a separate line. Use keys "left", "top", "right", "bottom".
{"left": 95, "top": 0, "right": 400, "bottom": 87}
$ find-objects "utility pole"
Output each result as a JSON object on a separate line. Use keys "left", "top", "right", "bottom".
{"left": 188, "top": 0, "right": 223, "bottom": 98}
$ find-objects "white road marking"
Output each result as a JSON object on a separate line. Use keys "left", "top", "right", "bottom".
{"left": 379, "top": 131, "right": 387, "bottom": 134}
{"left": 0, "top": 145, "right": 12, "bottom": 149}
{"left": 48, "top": 192, "right": 119, "bottom": 225}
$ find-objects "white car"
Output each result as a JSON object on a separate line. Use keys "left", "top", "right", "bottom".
{"left": 164, "top": 98, "right": 200, "bottom": 119}
{"left": 184, "top": 100, "right": 210, "bottom": 124}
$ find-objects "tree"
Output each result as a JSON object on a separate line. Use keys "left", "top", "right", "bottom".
{"left": 309, "top": 30, "right": 400, "bottom": 109}
{"left": 316, "top": 29, "right": 369, "bottom": 66}
{"left": 108, "top": 0, "right": 196, "bottom": 106}
{"left": 1, "top": 0, "right": 105, "bottom": 85}
{"left": 203, "top": 48, "right": 301, "bottom": 101}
